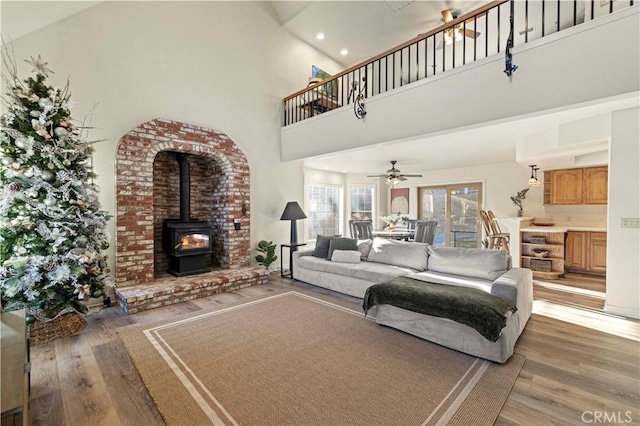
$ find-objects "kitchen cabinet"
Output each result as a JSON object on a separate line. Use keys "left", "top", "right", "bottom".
{"left": 544, "top": 166, "right": 608, "bottom": 205}
{"left": 565, "top": 231, "right": 607, "bottom": 275}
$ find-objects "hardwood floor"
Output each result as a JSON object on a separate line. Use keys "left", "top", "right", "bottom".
{"left": 28, "top": 274, "right": 639, "bottom": 425}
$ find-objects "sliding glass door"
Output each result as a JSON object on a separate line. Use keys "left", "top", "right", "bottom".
{"left": 417, "top": 183, "right": 482, "bottom": 247}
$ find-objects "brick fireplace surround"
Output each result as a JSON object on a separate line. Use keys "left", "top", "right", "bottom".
{"left": 114, "top": 119, "right": 268, "bottom": 313}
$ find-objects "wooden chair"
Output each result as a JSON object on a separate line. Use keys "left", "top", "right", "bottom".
{"left": 414, "top": 220, "right": 437, "bottom": 244}
{"left": 479, "top": 210, "right": 510, "bottom": 252}
{"left": 349, "top": 220, "right": 373, "bottom": 239}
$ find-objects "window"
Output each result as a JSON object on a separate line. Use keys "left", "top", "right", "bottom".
{"left": 418, "top": 183, "right": 483, "bottom": 248}
{"left": 350, "top": 186, "right": 374, "bottom": 220}
{"left": 307, "top": 184, "right": 342, "bottom": 238}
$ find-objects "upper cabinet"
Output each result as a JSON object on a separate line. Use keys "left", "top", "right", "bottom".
{"left": 544, "top": 166, "right": 608, "bottom": 205}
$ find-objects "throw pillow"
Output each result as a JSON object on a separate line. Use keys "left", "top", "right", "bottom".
{"left": 327, "top": 237, "right": 358, "bottom": 259}
{"left": 330, "top": 250, "right": 361, "bottom": 264}
{"left": 367, "top": 237, "right": 428, "bottom": 271}
{"left": 357, "top": 239, "right": 373, "bottom": 260}
{"left": 312, "top": 235, "right": 332, "bottom": 258}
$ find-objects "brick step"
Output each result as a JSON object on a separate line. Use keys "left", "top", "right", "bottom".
{"left": 115, "top": 267, "right": 269, "bottom": 314}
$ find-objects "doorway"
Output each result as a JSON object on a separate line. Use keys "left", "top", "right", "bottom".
{"left": 417, "top": 183, "right": 482, "bottom": 247}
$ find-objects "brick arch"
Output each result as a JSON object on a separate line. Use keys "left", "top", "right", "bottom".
{"left": 115, "top": 118, "right": 250, "bottom": 287}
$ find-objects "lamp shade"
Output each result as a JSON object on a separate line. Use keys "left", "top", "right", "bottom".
{"left": 280, "top": 202, "right": 307, "bottom": 221}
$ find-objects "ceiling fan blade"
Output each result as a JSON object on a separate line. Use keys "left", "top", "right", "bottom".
{"left": 465, "top": 11, "right": 487, "bottom": 25}
{"left": 367, "top": 174, "right": 390, "bottom": 178}
{"left": 398, "top": 176, "right": 408, "bottom": 181}
{"left": 401, "top": 174, "right": 423, "bottom": 178}
{"left": 441, "top": 9, "right": 454, "bottom": 23}
{"left": 464, "top": 28, "right": 481, "bottom": 39}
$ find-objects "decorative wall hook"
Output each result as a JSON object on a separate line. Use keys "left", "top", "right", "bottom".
{"left": 348, "top": 76, "right": 367, "bottom": 119}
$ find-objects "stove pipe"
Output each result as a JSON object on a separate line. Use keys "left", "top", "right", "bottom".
{"left": 176, "top": 153, "right": 190, "bottom": 221}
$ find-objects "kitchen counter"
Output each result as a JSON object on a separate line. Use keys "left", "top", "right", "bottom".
{"left": 520, "top": 225, "right": 607, "bottom": 233}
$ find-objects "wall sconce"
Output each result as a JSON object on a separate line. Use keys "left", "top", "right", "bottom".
{"left": 234, "top": 218, "right": 241, "bottom": 230}
{"left": 528, "top": 165, "right": 540, "bottom": 187}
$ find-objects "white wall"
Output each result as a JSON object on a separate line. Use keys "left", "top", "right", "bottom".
{"left": 606, "top": 107, "right": 640, "bottom": 319}
{"left": 282, "top": 7, "right": 639, "bottom": 161}
{"left": 2, "top": 1, "right": 344, "bottom": 272}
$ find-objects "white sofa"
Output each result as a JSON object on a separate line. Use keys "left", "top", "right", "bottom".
{"left": 292, "top": 237, "right": 532, "bottom": 363}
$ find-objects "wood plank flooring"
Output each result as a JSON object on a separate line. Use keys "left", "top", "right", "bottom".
{"left": 27, "top": 273, "right": 639, "bottom": 425}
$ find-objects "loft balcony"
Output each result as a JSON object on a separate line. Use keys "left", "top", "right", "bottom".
{"left": 281, "top": 0, "right": 638, "bottom": 162}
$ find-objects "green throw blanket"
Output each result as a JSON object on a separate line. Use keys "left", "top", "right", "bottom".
{"left": 363, "top": 276, "right": 517, "bottom": 342}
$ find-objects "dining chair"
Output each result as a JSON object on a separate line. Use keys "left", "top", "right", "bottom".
{"left": 349, "top": 220, "right": 373, "bottom": 239}
{"left": 479, "top": 210, "right": 510, "bottom": 252}
{"left": 414, "top": 221, "right": 437, "bottom": 244}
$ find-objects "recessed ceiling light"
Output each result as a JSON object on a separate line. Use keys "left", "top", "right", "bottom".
{"left": 341, "top": 170, "right": 347, "bottom": 173}
{"left": 316, "top": 32, "right": 325, "bottom": 40}
{"left": 340, "top": 49, "right": 348, "bottom": 56}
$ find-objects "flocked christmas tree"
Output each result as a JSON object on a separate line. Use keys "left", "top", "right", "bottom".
{"left": 0, "top": 53, "right": 112, "bottom": 320}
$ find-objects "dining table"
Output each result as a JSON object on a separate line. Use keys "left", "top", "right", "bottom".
{"left": 371, "top": 228, "right": 414, "bottom": 241}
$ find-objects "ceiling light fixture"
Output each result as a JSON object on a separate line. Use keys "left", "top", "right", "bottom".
{"left": 316, "top": 32, "right": 325, "bottom": 40}
{"left": 340, "top": 49, "right": 348, "bottom": 56}
{"left": 528, "top": 165, "right": 541, "bottom": 187}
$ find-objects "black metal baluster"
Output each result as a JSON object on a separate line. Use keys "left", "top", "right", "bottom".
{"left": 610, "top": 0, "right": 613, "bottom": 13}
{"left": 591, "top": 0, "right": 594, "bottom": 19}
{"left": 474, "top": 15, "right": 477, "bottom": 61}
{"left": 442, "top": 31, "right": 446, "bottom": 72}
{"left": 408, "top": 45, "right": 411, "bottom": 84}
{"left": 557, "top": 0, "right": 561, "bottom": 32}
{"left": 425, "top": 37, "right": 428, "bottom": 79}
{"left": 452, "top": 27, "right": 456, "bottom": 69}
{"left": 498, "top": 5, "right": 501, "bottom": 53}
{"left": 574, "top": 0, "right": 577, "bottom": 25}
{"left": 463, "top": 20, "right": 466, "bottom": 65}
{"left": 525, "top": 0, "right": 529, "bottom": 43}
{"left": 378, "top": 60, "right": 381, "bottom": 96}
{"left": 485, "top": 9, "right": 489, "bottom": 56}
{"left": 433, "top": 35, "right": 437, "bottom": 75}
{"left": 393, "top": 52, "right": 396, "bottom": 89}
{"left": 542, "top": 0, "right": 546, "bottom": 37}
{"left": 365, "top": 65, "right": 369, "bottom": 99}
{"left": 415, "top": 42, "right": 419, "bottom": 82}
{"left": 400, "top": 48, "right": 404, "bottom": 86}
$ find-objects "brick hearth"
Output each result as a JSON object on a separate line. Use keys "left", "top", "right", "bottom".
{"left": 115, "top": 267, "right": 269, "bottom": 314}
{"left": 114, "top": 119, "right": 260, "bottom": 313}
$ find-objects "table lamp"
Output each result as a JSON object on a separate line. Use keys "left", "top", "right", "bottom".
{"left": 280, "top": 201, "right": 307, "bottom": 248}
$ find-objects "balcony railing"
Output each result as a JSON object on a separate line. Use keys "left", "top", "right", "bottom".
{"left": 283, "top": 0, "right": 634, "bottom": 127}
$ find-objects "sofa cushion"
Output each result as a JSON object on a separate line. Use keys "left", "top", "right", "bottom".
{"left": 297, "top": 255, "right": 418, "bottom": 283}
{"left": 410, "top": 270, "right": 493, "bottom": 293}
{"left": 330, "top": 250, "right": 361, "bottom": 264}
{"left": 313, "top": 235, "right": 332, "bottom": 258}
{"left": 328, "top": 237, "right": 358, "bottom": 259}
{"left": 357, "top": 239, "right": 373, "bottom": 260}
{"left": 427, "top": 246, "right": 509, "bottom": 281}
{"left": 367, "top": 238, "right": 429, "bottom": 271}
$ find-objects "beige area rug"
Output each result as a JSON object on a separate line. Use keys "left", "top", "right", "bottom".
{"left": 119, "top": 289, "right": 525, "bottom": 426}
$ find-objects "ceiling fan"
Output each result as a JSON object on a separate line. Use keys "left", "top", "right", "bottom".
{"left": 436, "top": 9, "right": 483, "bottom": 50}
{"left": 367, "top": 161, "right": 423, "bottom": 185}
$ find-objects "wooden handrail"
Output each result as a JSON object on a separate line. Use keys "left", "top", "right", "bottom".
{"left": 283, "top": 0, "right": 505, "bottom": 101}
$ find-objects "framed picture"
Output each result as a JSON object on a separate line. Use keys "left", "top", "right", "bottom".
{"left": 311, "top": 65, "right": 338, "bottom": 99}
{"left": 390, "top": 188, "right": 409, "bottom": 214}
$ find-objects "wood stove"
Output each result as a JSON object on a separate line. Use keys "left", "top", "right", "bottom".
{"left": 162, "top": 153, "right": 212, "bottom": 277}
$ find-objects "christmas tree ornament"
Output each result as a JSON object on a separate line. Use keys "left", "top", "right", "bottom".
{"left": 44, "top": 194, "right": 56, "bottom": 206}
{"left": 7, "top": 182, "right": 21, "bottom": 192}
{"left": 14, "top": 138, "right": 28, "bottom": 149}
{"left": 1, "top": 157, "right": 11, "bottom": 166}
{"left": 47, "top": 161, "right": 54, "bottom": 169}
{"left": 24, "top": 55, "right": 55, "bottom": 77}
{"left": 41, "top": 170, "right": 54, "bottom": 181}
{"left": 54, "top": 127, "right": 68, "bottom": 138}
{"left": 37, "top": 98, "right": 53, "bottom": 109}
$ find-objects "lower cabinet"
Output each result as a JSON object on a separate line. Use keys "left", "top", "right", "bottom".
{"left": 565, "top": 231, "right": 607, "bottom": 276}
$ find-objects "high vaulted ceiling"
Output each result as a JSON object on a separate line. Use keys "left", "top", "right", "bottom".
{"left": 270, "top": 1, "right": 490, "bottom": 67}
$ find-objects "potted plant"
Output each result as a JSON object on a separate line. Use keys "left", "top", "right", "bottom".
{"left": 510, "top": 188, "right": 530, "bottom": 217}
{"left": 255, "top": 240, "right": 277, "bottom": 270}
